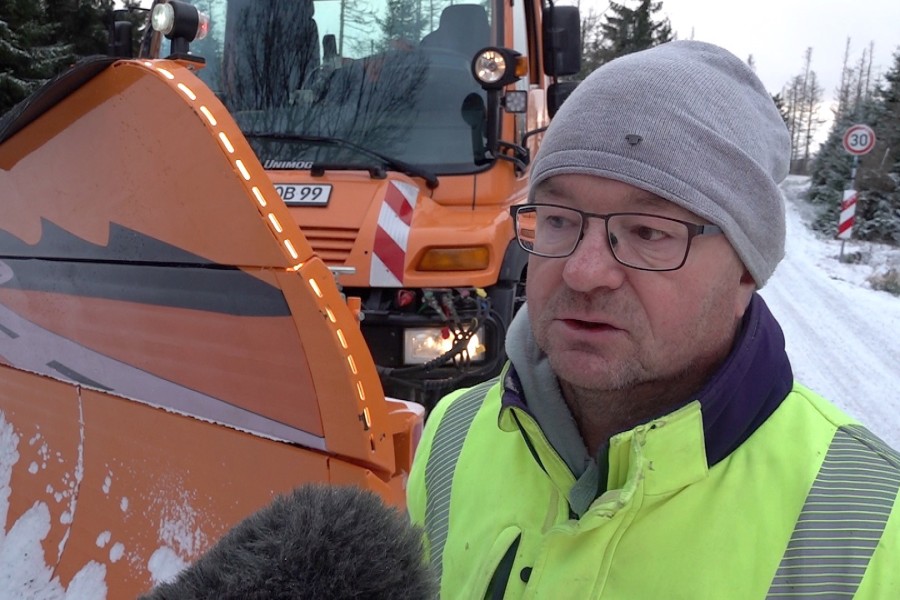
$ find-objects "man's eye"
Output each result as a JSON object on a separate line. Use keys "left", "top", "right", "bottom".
{"left": 542, "top": 213, "right": 576, "bottom": 229}
{"left": 546, "top": 215, "right": 567, "bottom": 228}
{"left": 633, "top": 226, "right": 668, "bottom": 241}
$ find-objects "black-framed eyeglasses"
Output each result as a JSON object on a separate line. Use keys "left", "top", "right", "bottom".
{"left": 510, "top": 203, "right": 723, "bottom": 272}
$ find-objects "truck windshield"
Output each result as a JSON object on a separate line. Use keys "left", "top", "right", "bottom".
{"left": 186, "top": 0, "right": 496, "bottom": 175}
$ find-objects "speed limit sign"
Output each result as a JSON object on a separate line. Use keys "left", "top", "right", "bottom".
{"left": 843, "top": 124, "right": 876, "bottom": 156}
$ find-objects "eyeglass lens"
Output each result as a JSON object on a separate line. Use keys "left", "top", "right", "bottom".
{"left": 515, "top": 205, "right": 693, "bottom": 270}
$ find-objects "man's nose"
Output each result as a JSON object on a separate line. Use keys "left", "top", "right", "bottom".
{"left": 561, "top": 222, "right": 627, "bottom": 292}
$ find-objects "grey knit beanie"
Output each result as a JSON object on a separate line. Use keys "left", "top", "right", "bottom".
{"left": 529, "top": 40, "right": 791, "bottom": 287}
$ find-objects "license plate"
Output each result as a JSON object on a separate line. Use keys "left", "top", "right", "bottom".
{"left": 275, "top": 184, "right": 332, "bottom": 206}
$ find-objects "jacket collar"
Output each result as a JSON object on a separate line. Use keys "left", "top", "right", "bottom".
{"left": 691, "top": 292, "right": 793, "bottom": 465}
{"left": 501, "top": 293, "right": 793, "bottom": 469}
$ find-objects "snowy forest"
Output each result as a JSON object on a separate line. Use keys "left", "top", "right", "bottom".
{"left": 1, "top": 0, "right": 899, "bottom": 252}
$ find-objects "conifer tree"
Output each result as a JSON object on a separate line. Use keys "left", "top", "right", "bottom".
{"left": 772, "top": 93, "right": 789, "bottom": 126}
{"left": 807, "top": 109, "right": 861, "bottom": 234}
{"left": 380, "top": 0, "right": 425, "bottom": 48}
{"left": 855, "top": 50, "right": 900, "bottom": 243}
{"left": 578, "top": 5, "right": 604, "bottom": 79}
{"left": 808, "top": 48, "right": 900, "bottom": 242}
{"left": 0, "top": 1, "right": 32, "bottom": 112}
{"left": 45, "top": 0, "right": 113, "bottom": 57}
{"left": 782, "top": 48, "right": 824, "bottom": 174}
{"left": 579, "top": 0, "right": 672, "bottom": 78}
{"left": 0, "top": 0, "right": 74, "bottom": 115}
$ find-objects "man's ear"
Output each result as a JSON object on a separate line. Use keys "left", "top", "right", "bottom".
{"left": 735, "top": 270, "right": 756, "bottom": 318}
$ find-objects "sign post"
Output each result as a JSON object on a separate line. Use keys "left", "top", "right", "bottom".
{"left": 839, "top": 124, "right": 876, "bottom": 259}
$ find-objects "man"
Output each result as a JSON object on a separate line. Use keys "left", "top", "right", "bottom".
{"left": 407, "top": 41, "right": 899, "bottom": 599}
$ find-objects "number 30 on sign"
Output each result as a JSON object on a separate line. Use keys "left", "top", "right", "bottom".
{"left": 842, "top": 124, "right": 876, "bottom": 156}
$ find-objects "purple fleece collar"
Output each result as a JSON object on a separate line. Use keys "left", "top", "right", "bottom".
{"left": 501, "top": 293, "right": 793, "bottom": 467}
{"left": 693, "top": 293, "right": 793, "bottom": 465}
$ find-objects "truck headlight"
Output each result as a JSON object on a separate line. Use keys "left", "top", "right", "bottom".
{"left": 403, "top": 327, "right": 486, "bottom": 365}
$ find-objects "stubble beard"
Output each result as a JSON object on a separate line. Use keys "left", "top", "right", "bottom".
{"left": 531, "top": 286, "right": 739, "bottom": 426}
{"left": 531, "top": 289, "right": 648, "bottom": 394}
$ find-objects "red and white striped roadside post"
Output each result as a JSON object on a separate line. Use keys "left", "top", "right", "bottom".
{"left": 839, "top": 124, "right": 876, "bottom": 259}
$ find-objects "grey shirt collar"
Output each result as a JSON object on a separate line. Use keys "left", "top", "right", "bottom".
{"left": 505, "top": 305, "right": 593, "bottom": 478}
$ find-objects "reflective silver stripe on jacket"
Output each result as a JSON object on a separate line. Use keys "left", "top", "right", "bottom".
{"left": 767, "top": 425, "right": 900, "bottom": 598}
{"left": 423, "top": 379, "right": 494, "bottom": 580}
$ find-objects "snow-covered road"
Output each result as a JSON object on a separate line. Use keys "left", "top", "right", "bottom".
{"left": 761, "top": 176, "right": 900, "bottom": 449}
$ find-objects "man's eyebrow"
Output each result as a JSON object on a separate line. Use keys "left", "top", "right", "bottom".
{"left": 625, "top": 189, "right": 670, "bottom": 209}
{"left": 533, "top": 180, "right": 565, "bottom": 199}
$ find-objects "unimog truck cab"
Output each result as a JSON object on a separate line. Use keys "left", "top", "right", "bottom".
{"left": 179, "top": 0, "right": 582, "bottom": 405}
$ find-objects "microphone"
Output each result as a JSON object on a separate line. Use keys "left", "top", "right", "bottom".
{"left": 139, "top": 483, "right": 436, "bottom": 599}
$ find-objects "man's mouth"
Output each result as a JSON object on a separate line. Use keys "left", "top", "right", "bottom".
{"left": 561, "top": 318, "right": 619, "bottom": 331}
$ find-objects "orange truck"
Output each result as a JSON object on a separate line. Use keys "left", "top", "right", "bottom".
{"left": 194, "top": 0, "right": 582, "bottom": 406}
{"left": 0, "top": 0, "right": 580, "bottom": 596}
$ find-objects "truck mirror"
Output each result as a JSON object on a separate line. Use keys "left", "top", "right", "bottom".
{"left": 108, "top": 21, "right": 133, "bottom": 58}
{"left": 547, "top": 81, "right": 579, "bottom": 118}
{"left": 542, "top": 6, "right": 581, "bottom": 77}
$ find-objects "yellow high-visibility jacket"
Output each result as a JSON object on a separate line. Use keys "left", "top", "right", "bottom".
{"left": 408, "top": 297, "right": 900, "bottom": 599}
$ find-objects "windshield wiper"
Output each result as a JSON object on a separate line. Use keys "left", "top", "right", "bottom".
{"left": 244, "top": 133, "right": 439, "bottom": 189}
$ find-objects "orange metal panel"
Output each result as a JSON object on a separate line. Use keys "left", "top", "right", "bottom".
{"left": 0, "top": 288, "right": 323, "bottom": 436}
{"left": 0, "top": 60, "right": 312, "bottom": 270}
{"left": 54, "top": 385, "right": 334, "bottom": 597}
{"left": 0, "top": 370, "right": 402, "bottom": 597}
{"left": 0, "top": 55, "right": 426, "bottom": 597}
{"left": 274, "top": 260, "right": 397, "bottom": 474}
{"left": 0, "top": 367, "right": 83, "bottom": 580}
{"left": 0, "top": 58, "right": 392, "bottom": 458}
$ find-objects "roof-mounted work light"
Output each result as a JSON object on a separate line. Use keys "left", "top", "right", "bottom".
{"left": 471, "top": 46, "right": 529, "bottom": 167}
{"left": 151, "top": 0, "right": 209, "bottom": 59}
{"left": 472, "top": 47, "right": 526, "bottom": 90}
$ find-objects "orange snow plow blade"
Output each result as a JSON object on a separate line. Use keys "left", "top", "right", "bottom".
{"left": 0, "top": 58, "right": 422, "bottom": 596}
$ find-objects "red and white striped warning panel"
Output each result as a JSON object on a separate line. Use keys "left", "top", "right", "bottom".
{"left": 371, "top": 181, "right": 419, "bottom": 286}
{"left": 838, "top": 189, "right": 857, "bottom": 240}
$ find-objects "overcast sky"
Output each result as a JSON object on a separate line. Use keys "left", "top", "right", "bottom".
{"left": 653, "top": 0, "right": 900, "bottom": 107}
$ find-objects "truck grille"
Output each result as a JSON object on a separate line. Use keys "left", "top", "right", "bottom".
{"left": 302, "top": 226, "right": 358, "bottom": 265}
